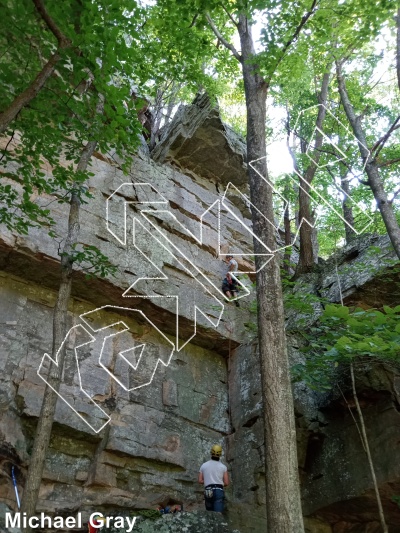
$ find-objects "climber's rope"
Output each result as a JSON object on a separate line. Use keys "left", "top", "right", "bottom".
{"left": 336, "top": 382, "right": 366, "bottom": 452}
{"left": 332, "top": 232, "right": 364, "bottom": 443}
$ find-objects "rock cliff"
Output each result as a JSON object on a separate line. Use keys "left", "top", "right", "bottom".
{"left": 228, "top": 234, "right": 400, "bottom": 533}
{"left": 0, "top": 96, "right": 399, "bottom": 533}
{"left": 0, "top": 97, "right": 254, "bottom": 531}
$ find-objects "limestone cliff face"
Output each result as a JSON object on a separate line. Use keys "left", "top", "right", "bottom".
{"left": 0, "top": 100, "right": 255, "bottom": 530}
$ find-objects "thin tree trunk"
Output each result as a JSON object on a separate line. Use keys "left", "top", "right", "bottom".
{"left": 287, "top": 131, "right": 300, "bottom": 231}
{"left": 340, "top": 169, "right": 356, "bottom": 243}
{"left": 238, "top": 14, "right": 304, "bottom": 532}
{"left": 84, "top": 425, "right": 111, "bottom": 487}
{"left": 165, "top": 81, "right": 181, "bottom": 124}
{"left": 295, "top": 71, "right": 330, "bottom": 276}
{"left": 396, "top": 8, "right": 400, "bottom": 93}
{"left": 20, "top": 100, "right": 103, "bottom": 528}
{"left": 283, "top": 178, "right": 292, "bottom": 275}
{"left": 149, "top": 88, "right": 164, "bottom": 150}
{"left": 283, "top": 122, "right": 293, "bottom": 274}
{"left": 0, "top": 0, "right": 70, "bottom": 134}
{"left": 336, "top": 61, "right": 400, "bottom": 258}
{"left": 350, "top": 363, "right": 388, "bottom": 533}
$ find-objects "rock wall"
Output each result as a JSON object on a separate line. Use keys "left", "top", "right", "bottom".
{"left": 0, "top": 272, "right": 231, "bottom": 514}
{"left": 1, "top": 93, "right": 399, "bottom": 533}
{"left": 228, "top": 235, "right": 400, "bottom": 533}
{"left": 0, "top": 102, "right": 257, "bottom": 530}
{"left": 152, "top": 93, "right": 248, "bottom": 190}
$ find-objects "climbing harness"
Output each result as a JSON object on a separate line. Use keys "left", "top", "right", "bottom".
{"left": 11, "top": 466, "right": 20, "bottom": 509}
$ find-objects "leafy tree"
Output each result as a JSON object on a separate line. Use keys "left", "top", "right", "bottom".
{"left": 3, "top": 0, "right": 400, "bottom": 529}
{"left": 0, "top": 0, "right": 71, "bottom": 134}
{"left": 152, "top": 1, "right": 332, "bottom": 530}
{"left": 291, "top": 70, "right": 332, "bottom": 276}
{"left": 151, "top": 1, "right": 400, "bottom": 530}
{"left": 20, "top": 100, "right": 105, "bottom": 522}
{"left": 293, "top": 303, "right": 400, "bottom": 390}
{"left": 0, "top": 0, "right": 150, "bottom": 234}
{"left": 0, "top": 0, "right": 196, "bottom": 524}
{"left": 336, "top": 61, "right": 400, "bottom": 259}
{"left": 332, "top": 13, "right": 400, "bottom": 258}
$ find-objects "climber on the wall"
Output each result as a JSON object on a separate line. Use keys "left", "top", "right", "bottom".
{"left": 221, "top": 273, "right": 240, "bottom": 307}
{"left": 222, "top": 254, "right": 240, "bottom": 306}
{"left": 224, "top": 254, "right": 238, "bottom": 274}
{"left": 198, "top": 444, "right": 230, "bottom": 513}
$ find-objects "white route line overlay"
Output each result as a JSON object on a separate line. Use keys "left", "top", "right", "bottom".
{"left": 38, "top": 306, "right": 175, "bottom": 434}
{"left": 248, "top": 103, "right": 373, "bottom": 250}
{"left": 38, "top": 103, "right": 372, "bottom": 433}
{"left": 38, "top": 179, "right": 274, "bottom": 432}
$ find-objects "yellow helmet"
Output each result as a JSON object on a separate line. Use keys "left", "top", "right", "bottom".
{"left": 211, "top": 444, "right": 223, "bottom": 457}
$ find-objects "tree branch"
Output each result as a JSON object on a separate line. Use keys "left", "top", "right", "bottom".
{"left": 371, "top": 116, "right": 400, "bottom": 157}
{"left": 268, "top": 0, "right": 318, "bottom": 81}
{"left": 205, "top": 12, "right": 242, "bottom": 62}
{"left": 0, "top": 129, "right": 16, "bottom": 162}
{"left": 377, "top": 156, "right": 400, "bottom": 168}
{"left": 32, "top": 0, "right": 71, "bottom": 47}
{"left": 220, "top": 3, "right": 238, "bottom": 27}
{"left": 0, "top": 1, "right": 72, "bottom": 133}
{"left": 389, "top": 186, "right": 400, "bottom": 204}
{"left": 0, "top": 52, "right": 64, "bottom": 134}
{"left": 189, "top": 13, "right": 198, "bottom": 28}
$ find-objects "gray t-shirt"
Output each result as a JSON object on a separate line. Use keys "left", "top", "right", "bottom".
{"left": 199, "top": 459, "right": 227, "bottom": 486}
{"left": 226, "top": 258, "right": 238, "bottom": 273}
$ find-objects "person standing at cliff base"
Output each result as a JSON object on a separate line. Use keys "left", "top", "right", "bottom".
{"left": 198, "top": 444, "right": 230, "bottom": 512}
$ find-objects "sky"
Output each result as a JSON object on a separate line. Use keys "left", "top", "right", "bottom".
{"left": 227, "top": 19, "right": 397, "bottom": 179}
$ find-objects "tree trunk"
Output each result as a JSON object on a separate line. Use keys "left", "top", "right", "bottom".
{"left": 295, "top": 71, "right": 330, "bottom": 276}
{"left": 287, "top": 129, "right": 300, "bottom": 231}
{"left": 149, "top": 88, "right": 164, "bottom": 150}
{"left": 84, "top": 424, "right": 111, "bottom": 487}
{"left": 165, "top": 81, "right": 181, "bottom": 124}
{"left": 341, "top": 169, "right": 356, "bottom": 243}
{"left": 336, "top": 61, "right": 400, "bottom": 258}
{"left": 283, "top": 123, "right": 294, "bottom": 275}
{"left": 396, "top": 8, "right": 400, "bottom": 93}
{"left": 0, "top": 52, "right": 66, "bottom": 134}
{"left": 20, "top": 130, "right": 100, "bottom": 529}
{"left": 283, "top": 178, "right": 292, "bottom": 275}
{"left": 238, "top": 14, "right": 304, "bottom": 533}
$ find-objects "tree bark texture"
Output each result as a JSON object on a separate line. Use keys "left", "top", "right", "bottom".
{"left": 396, "top": 8, "right": 400, "bottom": 94}
{"left": 295, "top": 71, "right": 330, "bottom": 276}
{"left": 20, "top": 128, "right": 100, "bottom": 529}
{"left": 283, "top": 178, "right": 292, "bottom": 274}
{"left": 340, "top": 169, "right": 356, "bottom": 243}
{"left": 336, "top": 61, "right": 400, "bottom": 258}
{"left": 238, "top": 14, "right": 305, "bottom": 533}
